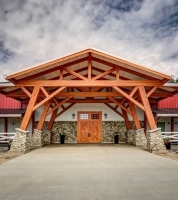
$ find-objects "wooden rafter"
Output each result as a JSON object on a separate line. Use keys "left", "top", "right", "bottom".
{"left": 10, "top": 56, "right": 88, "bottom": 81}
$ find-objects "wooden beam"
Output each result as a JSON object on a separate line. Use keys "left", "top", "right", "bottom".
{"left": 105, "top": 103, "right": 123, "bottom": 118}
{"left": 47, "top": 97, "right": 72, "bottom": 116}
{"left": 146, "top": 86, "right": 157, "bottom": 97}
{"left": 20, "top": 86, "right": 40, "bottom": 130}
{"left": 40, "top": 87, "right": 49, "bottom": 97}
{"left": 138, "top": 86, "right": 157, "bottom": 130}
{"left": 37, "top": 100, "right": 51, "bottom": 130}
{"left": 88, "top": 53, "right": 91, "bottom": 79}
{"left": 33, "top": 86, "right": 66, "bottom": 111}
{"left": 116, "top": 67, "right": 119, "bottom": 80}
{"left": 47, "top": 109, "right": 57, "bottom": 131}
{"left": 63, "top": 68, "right": 87, "bottom": 80}
{"left": 121, "top": 109, "right": 132, "bottom": 130}
{"left": 7, "top": 91, "right": 172, "bottom": 98}
{"left": 107, "top": 96, "right": 132, "bottom": 115}
{"left": 129, "top": 101, "right": 141, "bottom": 130}
{"left": 91, "top": 55, "right": 169, "bottom": 80}
{"left": 130, "top": 86, "right": 138, "bottom": 97}
{"left": 16, "top": 80, "right": 163, "bottom": 87}
{"left": 15, "top": 57, "right": 88, "bottom": 81}
{"left": 21, "top": 87, "right": 32, "bottom": 98}
{"left": 60, "top": 68, "right": 63, "bottom": 80}
{"left": 92, "top": 68, "right": 116, "bottom": 80}
{"left": 113, "top": 86, "right": 145, "bottom": 111}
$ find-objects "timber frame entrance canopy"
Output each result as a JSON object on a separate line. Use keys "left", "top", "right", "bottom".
{"left": 0, "top": 48, "right": 177, "bottom": 132}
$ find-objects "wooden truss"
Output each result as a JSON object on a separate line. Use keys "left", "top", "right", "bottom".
{"left": 2, "top": 49, "right": 171, "bottom": 132}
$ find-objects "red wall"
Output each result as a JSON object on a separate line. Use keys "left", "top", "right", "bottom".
{"left": 0, "top": 94, "right": 22, "bottom": 109}
{"left": 158, "top": 94, "right": 178, "bottom": 108}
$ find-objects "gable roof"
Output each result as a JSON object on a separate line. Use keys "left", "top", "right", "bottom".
{"left": 6, "top": 48, "right": 170, "bottom": 83}
{"left": 1, "top": 48, "right": 177, "bottom": 104}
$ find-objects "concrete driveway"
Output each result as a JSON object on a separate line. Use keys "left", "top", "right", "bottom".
{"left": 0, "top": 144, "right": 178, "bottom": 200}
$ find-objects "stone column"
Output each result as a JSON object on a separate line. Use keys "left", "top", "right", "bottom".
{"left": 127, "top": 129, "right": 135, "bottom": 144}
{"left": 134, "top": 128, "right": 147, "bottom": 149}
{"left": 43, "top": 129, "right": 51, "bottom": 144}
{"left": 147, "top": 128, "right": 167, "bottom": 152}
{"left": 10, "top": 128, "right": 31, "bottom": 153}
{"left": 32, "top": 129, "right": 44, "bottom": 148}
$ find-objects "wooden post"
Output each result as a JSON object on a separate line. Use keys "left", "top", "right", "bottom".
{"left": 47, "top": 109, "right": 57, "bottom": 130}
{"left": 121, "top": 109, "right": 131, "bottom": 130}
{"left": 129, "top": 101, "right": 141, "bottom": 130}
{"left": 20, "top": 86, "right": 40, "bottom": 130}
{"left": 37, "top": 100, "right": 51, "bottom": 130}
{"left": 138, "top": 86, "right": 157, "bottom": 130}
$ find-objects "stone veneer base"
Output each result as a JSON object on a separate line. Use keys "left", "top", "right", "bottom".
{"left": 35, "top": 121, "right": 135, "bottom": 143}
{"left": 147, "top": 128, "right": 167, "bottom": 152}
{"left": 134, "top": 128, "right": 147, "bottom": 149}
{"left": 10, "top": 128, "right": 31, "bottom": 153}
{"left": 32, "top": 129, "right": 44, "bottom": 148}
{"left": 127, "top": 129, "right": 135, "bottom": 144}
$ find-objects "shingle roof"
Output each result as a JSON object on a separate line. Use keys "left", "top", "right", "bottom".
{"left": 152, "top": 108, "right": 178, "bottom": 114}
{"left": 0, "top": 109, "right": 26, "bottom": 114}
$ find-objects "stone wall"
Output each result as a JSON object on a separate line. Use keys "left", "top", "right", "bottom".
{"left": 10, "top": 128, "right": 31, "bottom": 153}
{"left": 35, "top": 121, "right": 138, "bottom": 143}
{"left": 102, "top": 121, "right": 127, "bottom": 142}
{"left": 134, "top": 128, "right": 147, "bottom": 149}
{"left": 32, "top": 129, "right": 44, "bottom": 148}
{"left": 147, "top": 128, "right": 167, "bottom": 152}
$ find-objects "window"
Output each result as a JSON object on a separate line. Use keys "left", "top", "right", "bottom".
{"left": 80, "top": 114, "right": 88, "bottom": 120}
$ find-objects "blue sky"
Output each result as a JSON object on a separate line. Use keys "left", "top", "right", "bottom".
{"left": 0, "top": 0, "right": 178, "bottom": 81}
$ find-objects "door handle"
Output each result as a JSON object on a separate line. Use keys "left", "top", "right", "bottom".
{"left": 88, "top": 133, "right": 91, "bottom": 137}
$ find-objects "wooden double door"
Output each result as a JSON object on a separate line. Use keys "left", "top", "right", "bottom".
{"left": 77, "top": 112, "right": 102, "bottom": 143}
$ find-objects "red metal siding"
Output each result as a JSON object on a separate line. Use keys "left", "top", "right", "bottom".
{"left": 0, "top": 94, "right": 21, "bottom": 109}
{"left": 158, "top": 94, "right": 178, "bottom": 108}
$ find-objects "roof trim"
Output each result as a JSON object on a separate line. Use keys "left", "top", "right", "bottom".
{"left": 6, "top": 48, "right": 171, "bottom": 81}
{"left": 156, "top": 114, "right": 178, "bottom": 117}
{"left": 0, "top": 114, "right": 22, "bottom": 117}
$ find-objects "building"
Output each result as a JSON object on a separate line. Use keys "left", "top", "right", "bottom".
{"left": 0, "top": 48, "right": 178, "bottom": 152}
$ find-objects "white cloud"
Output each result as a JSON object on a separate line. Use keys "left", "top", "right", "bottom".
{"left": 0, "top": 0, "right": 178, "bottom": 81}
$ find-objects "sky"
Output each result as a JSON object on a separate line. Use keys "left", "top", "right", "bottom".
{"left": 0, "top": 0, "right": 178, "bottom": 82}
